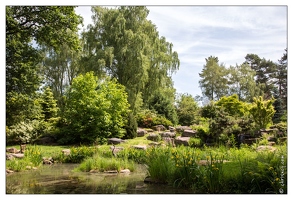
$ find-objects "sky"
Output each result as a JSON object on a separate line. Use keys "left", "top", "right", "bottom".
{"left": 74, "top": 4, "right": 288, "bottom": 98}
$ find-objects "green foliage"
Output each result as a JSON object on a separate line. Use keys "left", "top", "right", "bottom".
{"left": 6, "top": 6, "right": 82, "bottom": 127}
{"left": 6, "top": 92, "right": 44, "bottom": 127}
{"left": 39, "top": 87, "right": 59, "bottom": 121}
{"left": 249, "top": 96, "right": 276, "bottom": 129}
{"left": 191, "top": 117, "right": 210, "bottom": 140}
{"left": 81, "top": 6, "right": 179, "bottom": 112}
{"left": 60, "top": 72, "right": 130, "bottom": 144}
{"left": 145, "top": 147, "right": 175, "bottom": 183}
{"left": 55, "top": 146, "right": 97, "bottom": 163}
{"left": 148, "top": 91, "right": 178, "bottom": 125}
{"left": 215, "top": 94, "right": 249, "bottom": 117}
{"left": 7, "top": 120, "right": 41, "bottom": 144}
{"left": 123, "top": 112, "right": 138, "bottom": 139}
{"left": 176, "top": 93, "right": 199, "bottom": 126}
{"left": 188, "top": 138, "right": 202, "bottom": 147}
{"left": 199, "top": 56, "right": 229, "bottom": 101}
{"left": 6, "top": 145, "right": 43, "bottom": 172}
{"left": 137, "top": 109, "right": 173, "bottom": 128}
{"left": 228, "top": 64, "right": 263, "bottom": 102}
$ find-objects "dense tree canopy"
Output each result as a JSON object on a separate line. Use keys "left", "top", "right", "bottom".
{"left": 80, "top": 6, "right": 179, "bottom": 113}
{"left": 5, "top": 6, "right": 287, "bottom": 146}
{"left": 199, "top": 56, "right": 228, "bottom": 101}
{"left": 60, "top": 72, "right": 130, "bottom": 144}
{"left": 6, "top": 6, "right": 83, "bottom": 126}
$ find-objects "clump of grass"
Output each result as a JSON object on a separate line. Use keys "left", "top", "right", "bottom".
{"left": 76, "top": 153, "right": 135, "bottom": 173}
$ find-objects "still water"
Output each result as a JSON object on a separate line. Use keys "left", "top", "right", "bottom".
{"left": 6, "top": 164, "right": 194, "bottom": 194}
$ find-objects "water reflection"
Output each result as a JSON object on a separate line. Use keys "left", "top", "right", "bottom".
{"left": 6, "top": 164, "right": 194, "bottom": 194}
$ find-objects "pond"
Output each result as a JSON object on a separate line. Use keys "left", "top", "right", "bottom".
{"left": 6, "top": 163, "right": 194, "bottom": 194}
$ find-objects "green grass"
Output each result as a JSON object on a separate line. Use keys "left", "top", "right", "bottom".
{"left": 6, "top": 137, "right": 287, "bottom": 194}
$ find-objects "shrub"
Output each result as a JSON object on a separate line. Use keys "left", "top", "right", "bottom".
{"left": 188, "top": 138, "right": 202, "bottom": 147}
{"left": 7, "top": 120, "right": 41, "bottom": 144}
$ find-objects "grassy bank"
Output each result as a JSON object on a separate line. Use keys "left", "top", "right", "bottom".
{"left": 6, "top": 136, "right": 287, "bottom": 194}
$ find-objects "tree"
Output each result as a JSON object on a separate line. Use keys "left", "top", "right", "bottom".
{"left": 148, "top": 89, "right": 178, "bottom": 125}
{"left": 249, "top": 96, "right": 275, "bottom": 130}
{"left": 199, "top": 56, "right": 229, "bottom": 101}
{"left": 215, "top": 94, "right": 249, "bottom": 117}
{"left": 60, "top": 72, "right": 130, "bottom": 144}
{"left": 80, "top": 6, "right": 179, "bottom": 113}
{"left": 244, "top": 54, "right": 277, "bottom": 99}
{"left": 40, "top": 87, "right": 59, "bottom": 122}
{"left": 176, "top": 93, "right": 199, "bottom": 126}
{"left": 272, "top": 48, "right": 287, "bottom": 123}
{"left": 40, "top": 43, "right": 81, "bottom": 111}
{"left": 6, "top": 6, "right": 82, "bottom": 126}
{"left": 228, "top": 63, "right": 263, "bottom": 102}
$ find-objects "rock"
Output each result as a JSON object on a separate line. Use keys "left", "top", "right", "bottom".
{"left": 147, "top": 133, "right": 160, "bottom": 141}
{"left": 159, "top": 132, "right": 176, "bottom": 138}
{"left": 161, "top": 137, "right": 175, "bottom": 147}
{"left": 62, "top": 149, "right": 71, "bottom": 155}
{"left": 268, "top": 142, "right": 276, "bottom": 146}
{"left": 43, "top": 157, "right": 53, "bottom": 165}
{"left": 6, "top": 169, "right": 14, "bottom": 174}
{"left": 137, "top": 129, "right": 147, "bottom": 137}
{"left": 169, "top": 126, "right": 175, "bottom": 132}
{"left": 175, "top": 126, "right": 192, "bottom": 133}
{"left": 11, "top": 153, "right": 25, "bottom": 159}
{"left": 104, "top": 170, "right": 118, "bottom": 173}
{"left": 182, "top": 129, "right": 197, "bottom": 137}
{"left": 107, "top": 138, "right": 126, "bottom": 145}
{"left": 6, "top": 154, "right": 15, "bottom": 160}
{"left": 6, "top": 147, "right": 18, "bottom": 153}
{"left": 174, "top": 136, "right": 190, "bottom": 146}
{"left": 120, "top": 169, "right": 131, "bottom": 174}
{"left": 152, "top": 125, "right": 166, "bottom": 131}
{"left": 132, "top": 145, "right": 147, "bottom": 150}
{"left": 26, "top": 166, "right": 32, "bottom": 170}
{"left": 256, "top": 145, "right": 277, "bottom": 152}
{"left": 148, "top": 142, "right": 160, "bottom": 147}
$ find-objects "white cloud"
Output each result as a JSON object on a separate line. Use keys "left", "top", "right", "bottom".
{"left": 74, "top": 5, "right": 287, "bottom": 98}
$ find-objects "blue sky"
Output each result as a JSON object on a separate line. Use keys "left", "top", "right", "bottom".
{"left": 75, "top": 5, "right": 287, "bottom": 98}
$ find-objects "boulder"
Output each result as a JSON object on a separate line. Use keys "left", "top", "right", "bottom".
{"left": 137, "top": 129, "right": 147, "bottom": 137}
{"left": 6, "top": 154, "right": 15, "bottom": 160}
{"left": 147, "top": 133, "right": 160, "bottom": 141}
{"left": 6, "top": 169, "right": 14, "bottom": 174}
{"left": 43, "top": 157, "right": 54, "bottom": 165}
{"left": 152, "top": 125, "right": 166, "bottom": 131}
{"left": 161, "top": 137, "right": 175, "bottom": 147}
{"left": 120, "top": 169, "right": 131, "bottom": 174}
{"left": 182, "top": 129, "right": 197, "bottom": 137}
{"left": 175, "top": 126, "right": 192, "bottom": 133}
{"left": 169, "top": 126, "right": 175, "bottom": 132}
{"left": 159, "top": 131, "right": 176, "bottom": 138}
{"left": 107, "top": 138, "right": 126, "bottom": 145}
{"left": 132, "top": 145, "right": 147, "bottom": 150}
{"left": 256, "top": 145, "right": 277, "bottom": 152}
{"left": 104, "top": 170, "right": 118, "bottom": 174}
{"left": 148, "top": 142, "right": 160, "bottom": 147}
{"left": 11, "top": 153, "right": 25, "bottom": 159}
{"left": 174, "top": 136, "right": 190, "bottom": 146}
{"left": 6, "top": 147, "right": 18, "bottom": 153}
{"left": 62, "top": 149, "right": 71, "bottom": 156}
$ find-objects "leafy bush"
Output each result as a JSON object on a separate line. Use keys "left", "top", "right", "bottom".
{"left": 7, "top": 120, "right": 41, "bottom": 144}
{"left": 137, "top": 109, "right": 173, "bottom": 128}
{"left": 188, "top": 138, "right": 202, "bottom": 147}
{"left": 60, "top": 72, "right": 130, "bottom": 144}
